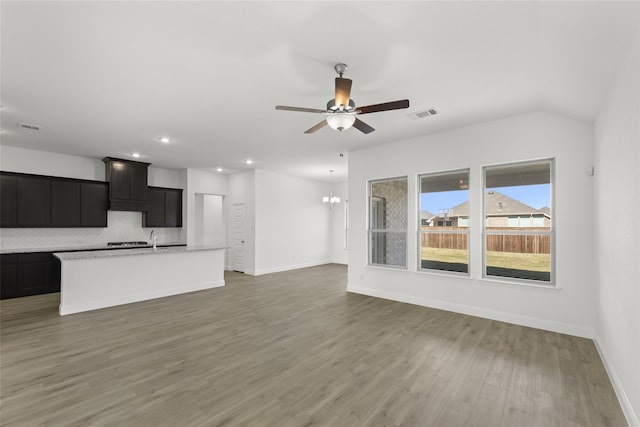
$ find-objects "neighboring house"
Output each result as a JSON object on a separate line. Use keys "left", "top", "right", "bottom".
{"left": 420, "top": 210, "right": 435, "bottom": 226}
{"left": 425, "top": 191, "right": 551, "bottom": 228}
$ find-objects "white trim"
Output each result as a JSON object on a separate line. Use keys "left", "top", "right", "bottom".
{"left": 346, "top": 284, "right": 592, "bottom": 338}
{"left": 593, "top": 332, "right": 639, "bottom": 427}
{"left": 252, "top": 260, "right": 332, "bottom": 276}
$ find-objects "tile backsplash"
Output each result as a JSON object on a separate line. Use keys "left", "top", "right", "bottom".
{"left": 0, "top": 211, "right": 183, "bottom": 250}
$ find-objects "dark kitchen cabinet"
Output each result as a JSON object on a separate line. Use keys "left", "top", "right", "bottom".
{"left": 52, "top": 180, "right": 81, "bottom": 226}
{"left": 18, "top": 253, "right": 53, "bottom": 296}
{"left": 144, "top": 187, "right": 164, "bottom": 226}
{"left": 0, "top": 254, "right": 18, "bottom": 299}
{"left": 103, "top": 157, "right": 150, "bottom": 211}
{"left": 51, "top": 180, "right": 108, "bottom": 227}
{"left": 80, "top": 182, "right": 108, "bottom": 227}
{"left": 0, "top": 174, "right": 18, "bottom": 227}
{"left": 0, "top": 252, "right": 59, "bottom": 299}
{"left": 17, "top": 175, "right": 51, "bottom": 226}
{"left": 142, "top": 187, "right": 182, "bottom": 227}
{"left": 164, "top": 189, "right": 181, "bottom": 227}
{"left": 0, "top": 172, "right": 108, "bottom": 228}
{"left": 1, "top": 172, "right": 52, "bottom": 227}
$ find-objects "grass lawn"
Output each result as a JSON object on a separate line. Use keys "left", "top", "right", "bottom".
{"left": 422, "top": 247, "right": 550, "bottom": 272}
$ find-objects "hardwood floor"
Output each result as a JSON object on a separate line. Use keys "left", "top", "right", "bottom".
{"left": 0, "top": 264, "right": 626, "bottom": 426}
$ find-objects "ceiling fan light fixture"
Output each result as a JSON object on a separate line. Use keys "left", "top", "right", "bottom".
{"left": 326, "top": 113, "right": 356, "bottom": 132}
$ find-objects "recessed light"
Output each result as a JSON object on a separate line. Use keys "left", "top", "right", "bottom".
{"left": 132, "top": 152, "right": 141, "bottom": 158}
{"left": 158, "top": 137, "right": 171, "bottom": 144}
{"left": 216, "top": 167, "right": 223, "bottom": 172}
{"left": 245, "top": 159, "right": 253, "bottom": 165}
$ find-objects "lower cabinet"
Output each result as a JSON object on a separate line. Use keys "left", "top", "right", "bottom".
{"left": 0, "top": 255, "right": 18, "bottom": 298}
{"left": 0, "top": 253, "right": 60, "bottom": 299}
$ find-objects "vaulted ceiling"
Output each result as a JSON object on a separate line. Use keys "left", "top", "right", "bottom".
{"left": 1, "top": 1, "right": 638, "bottom": 181}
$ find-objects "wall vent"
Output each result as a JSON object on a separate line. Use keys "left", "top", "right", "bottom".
{"left": 17, "top": 123, "right": 41, "bottom": 131}
{"left": 407, "top": 108, "right": 437, "bottom": 120}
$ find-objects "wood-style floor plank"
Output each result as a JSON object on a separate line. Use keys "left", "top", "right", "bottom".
{"left": 0, "top": 264, "right": 627, "bottom": 426}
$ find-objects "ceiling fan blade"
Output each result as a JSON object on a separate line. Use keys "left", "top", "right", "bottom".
{"left": 356, "top": 99, "right": 410, "bottom": 115}
{"left": 353, "top": 118, "right": 375, "bottom": 134}
{"left": 334, "top": 78, "right": 353, "bottom": 109}
{"left": 304, "top": 120, "right": 328, "bottom": 134}
{"left": 275, "top": 105, "right": 326, "bottom": 113}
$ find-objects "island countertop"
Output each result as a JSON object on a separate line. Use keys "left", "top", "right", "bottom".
{"left": 1, "top": 242, "right": 187, "bottom": 255}
{"left": 53, "top": 245, "right": 227, "bottom": 261}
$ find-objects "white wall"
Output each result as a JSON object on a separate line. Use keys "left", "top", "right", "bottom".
{"left": 348, "top": 112, "right": 595, "bottom": 338}
{"left": 226, "top": 170, "right": 256, "bottom": 273}
{"left": 184, "top": 169, "right": 227, "bottom": 247}
{"left": 253, "top": 169, "right": 331, "bottom": 275}
{"left": 594, "top": 30, "right": 640, "bottom": 426}
{"left": 0, "top": 145, "right": 104, "bottom": 180}
{"left": 148, "top": 167, "right": 182, "bottom": 189}
{"left": 330, "top": 180, "right": 348, "bottom": 265}
{"left": 0, "top": 146, "right": 185, "bottom": 249}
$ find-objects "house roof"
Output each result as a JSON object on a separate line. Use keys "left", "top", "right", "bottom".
{"left": 420, "top": 210, "right": 435, "bottom": 220}
{"left": 450, "top": 191, "right": 548, "bottom": 217}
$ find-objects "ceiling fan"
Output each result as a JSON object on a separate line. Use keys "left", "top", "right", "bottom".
{"left": 275, "top": 63, "right": 409, "bottom": 134}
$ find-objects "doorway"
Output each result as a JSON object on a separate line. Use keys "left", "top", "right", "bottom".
{"left": 194, "top": 194, "right": 225, "bottom": 246}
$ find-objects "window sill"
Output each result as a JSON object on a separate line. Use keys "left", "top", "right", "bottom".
{"left": 366, "top": 264, "right": 408, "bottom": 272}
{"left": 480, "top": 276, "right": 561, "bottom": 290}
{"left": 415, "top": 269, "right": 471, "bottom": 280}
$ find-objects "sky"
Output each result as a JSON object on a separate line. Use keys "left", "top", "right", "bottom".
{"left": 421, "top": 184, "right": 551, "bottom": 215}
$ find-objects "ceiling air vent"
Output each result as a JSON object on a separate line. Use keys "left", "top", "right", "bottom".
{"left": 407, "top": 108, "right": 438, "bottom": 120}
{"left": 17, "top": 123, "right": 41, "bottom": 131}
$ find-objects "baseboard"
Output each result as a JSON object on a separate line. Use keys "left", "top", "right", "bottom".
{"left": 253, "top": 260, "right": 332, "bottom": 276}
{"left": 60, "top": 280, "right": 225, "bottom": 315}
{"left": 593, "top": 331, "right": 639, "bottom": 427}
{"left": 346, "top": 284, "right": 593, "bottom": 338}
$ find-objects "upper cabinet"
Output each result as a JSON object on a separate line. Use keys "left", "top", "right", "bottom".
{"left": 0, "top": 174, "right": 18, "bottom": 227}
{"left": 142, "top": 187, "right": 183, "bottom": 228}
{"left": 18, "top": 175, "right": 52, "bottom": 227}
{"left": 103, "top": 157, "right": 150, "bottom": 211}
{"left": 80, "top": 182, "right": 109, "bottom": 227}
{"left": 51, "top": 180, "right": 81, "bottom": 226}
{"left": 0, "top": 172, "right": 108, "bottom": 228}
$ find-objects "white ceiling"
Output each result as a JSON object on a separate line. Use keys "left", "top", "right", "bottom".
{"left": 1, "top": 1, "right": 638, "bottom": 182}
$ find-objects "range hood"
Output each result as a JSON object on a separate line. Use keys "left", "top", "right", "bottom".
{"left": 103, "top": 157, "right": 151, "bottom": 212}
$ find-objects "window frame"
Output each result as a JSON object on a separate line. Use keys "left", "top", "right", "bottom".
{"left": 367, "top": 176, "right": 408, "bottom": 269}
{"left": 417, "top": 169, "right": 471, "bottom": 277}
{"left": 482, "top": 158, "right": 555, "bottom": 286}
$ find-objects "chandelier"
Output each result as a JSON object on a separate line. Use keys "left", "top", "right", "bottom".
{"left": 322, "top": 170, "right": 341, "bottom": 209}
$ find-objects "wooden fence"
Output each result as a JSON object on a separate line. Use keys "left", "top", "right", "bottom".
{"left": 421, "top": 227, "right": 550, "bottom": 254}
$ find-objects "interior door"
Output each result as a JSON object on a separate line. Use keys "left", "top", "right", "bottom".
{"left": 232, "top": 203, "right": 245, "bottom": 273}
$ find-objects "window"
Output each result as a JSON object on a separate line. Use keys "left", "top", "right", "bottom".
{"left": 368, "top": 177, "right": 407, "bottom": 268}
{"left": 419, "top": 170, "right": 470, "bottom": 274}
{"left": 483, "top": 159, "right": 553, "bottom": 284}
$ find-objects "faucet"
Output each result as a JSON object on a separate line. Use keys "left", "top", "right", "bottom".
{"left": 149, "top": 230, "right": 157, "bottom": 250}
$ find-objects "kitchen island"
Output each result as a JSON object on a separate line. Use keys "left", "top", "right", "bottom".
{"left": 54, "top": 245, "right": 226, "bottom": 315}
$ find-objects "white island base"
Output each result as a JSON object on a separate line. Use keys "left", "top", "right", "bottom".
{"left": 55, "top": 246, "right": 226, "bottom": 316}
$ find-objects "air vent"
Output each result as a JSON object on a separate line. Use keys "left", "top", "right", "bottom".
{"left": 17, "top": 123, "right": 41, "bottom": 131}
{"left": 407, "top": 108, "right": 438, "bottom": 120}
